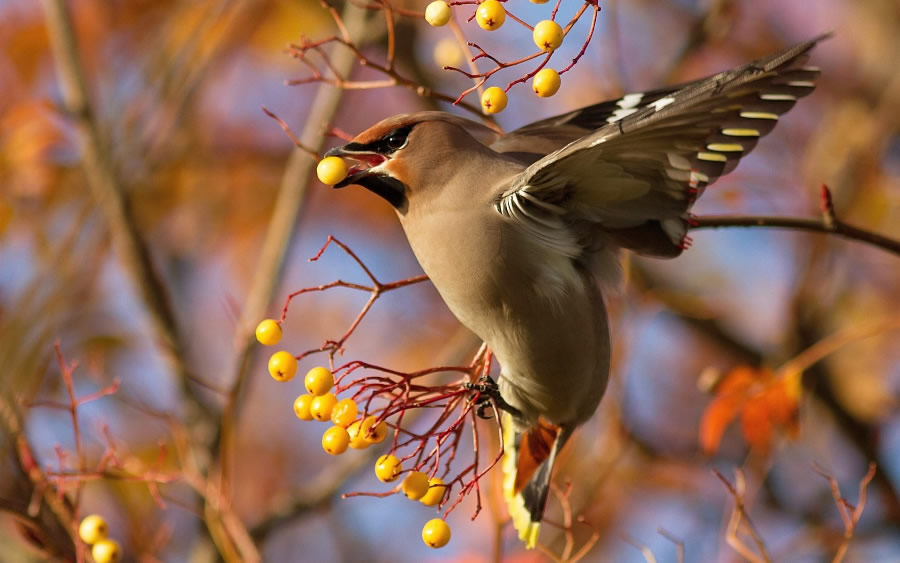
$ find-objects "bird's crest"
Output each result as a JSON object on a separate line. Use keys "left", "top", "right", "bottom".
{"left": 352, "top": 111, "right": 501, "bottom": 146}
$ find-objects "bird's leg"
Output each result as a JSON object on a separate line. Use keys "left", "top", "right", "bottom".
{"left": 464, "top": 375, "right": 523, "bottom": 419}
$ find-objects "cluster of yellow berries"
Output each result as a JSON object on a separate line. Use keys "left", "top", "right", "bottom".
{"left": 424, "top": 1, "right": 566, "bottom": 113}
{"left": 376, "top": 460, "right": 452, "bottom": 547}
{"left": 256, "top": 320, "right": 390, "bottom": 455}
{"left": 256, "top": 318, "right": 452, "bottom": 548}
{"left": 78, "top": 515, "right": 120, "bottom": 563}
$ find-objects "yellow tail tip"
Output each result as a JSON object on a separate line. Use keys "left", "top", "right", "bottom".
{"left": 502, "top": 412, "right": 542, "bottom": 548}
{"left": 520, "top": 521, "right": 540, "bottom": 549}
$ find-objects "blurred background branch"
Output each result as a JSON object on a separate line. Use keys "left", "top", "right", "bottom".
{"left": 38, "top": 0, "right": 214, "bottom": 424}
{"left": 215, "top": 0, "right": 369, "bottom": 502}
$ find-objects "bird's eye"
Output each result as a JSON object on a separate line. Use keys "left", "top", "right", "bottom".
{"left": 384, "top": 128, "right": 410, "bottom": 151}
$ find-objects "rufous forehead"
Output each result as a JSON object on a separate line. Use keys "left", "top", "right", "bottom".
{"left": 353, "top": 115, "right": 419, "bottom": 144}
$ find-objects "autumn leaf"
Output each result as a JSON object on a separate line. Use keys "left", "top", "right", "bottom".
{"left": 699, "top": 366, "right": 801, "bottom": 455}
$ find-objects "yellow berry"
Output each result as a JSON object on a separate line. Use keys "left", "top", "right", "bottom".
{"left": 533, "top": 20, "right": 563, "bottom": 52}
{"left": 267, "top": 351, "right": 298, "bottom": 382}
{"left": 330, "top": 398, "right": 358, "bottom": 427}
{"left": 304, "top": 366, "right": 334, "bottom": 396}
{"left": 361, "top": 415, "right": 388, "bottom": 444}
{"left": 255, "top": 319, "right": 282, "bottom": 346}
{"left": 532, "top": 68, "right": 561, "bottom": 98}
{"left": 419, "top": 477, "right": 447, "bottom": 506}
{"left": 422, "top": 518, "right": 452, "bottom": 548}
{"left": 425, "top": 0, "right": 451, "bottom": 26}
{"left": 347, "top": 420, "right": 371, "bottom": 449}
{"left": 481, "top": 87, "right": 508, "bottom": 114}
{"left": 316, "top": 156, "right": 348, "bottom": 185}
{"left": 78, "top": 514, "right": 108, "bottom": 545}
{"left": 310, "top": 392, "right": 338, "bottom": 421}
{"left": 475, "top": 0, "right": 505, "bottom": 31}
{"left": 322, "top": 425, "right": 350, "bottom": 455}
{"left": 433, "top": 37, "right": 463, "bottom": 68}
{"left": 91, "top": 539, "right": 121, "bottom": 563}
{"left": 374, "top": 454, "right": 402, "bottom": 482}
{"left": 293, "top": 394, "right": 314, "bottom": 421}
{"left": 530, "top": 0, "right": 549, "bottom": 3}
{"left": 402, "top": 471, "right": 430, "bottom": 500}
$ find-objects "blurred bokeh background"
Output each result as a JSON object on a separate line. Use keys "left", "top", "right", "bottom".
{"left": 1, "top": 0, "right": 899, "bottom": 561}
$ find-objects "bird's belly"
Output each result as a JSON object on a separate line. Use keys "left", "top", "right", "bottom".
{"left": 401, "top": 211, "right": 610, "bottom": 426}
{"left": 486, "top": 292, "right": 610, "bottom": 426}
{"left": 420, "top": 251, "right": 609, "bottom": 426}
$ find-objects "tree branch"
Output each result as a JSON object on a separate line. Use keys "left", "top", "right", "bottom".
{"left": 214, "top": 0, "right": 371, "bottom": 506}
{"left": 39, "top": 0, "right": 213, "bottom": 416}
{"left": 691, "top": 215, "right": 900, "bottom": 256}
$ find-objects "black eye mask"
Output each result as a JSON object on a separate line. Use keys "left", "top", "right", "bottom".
{"left": 341, "top": 126, "right": 413, "bottom": 156}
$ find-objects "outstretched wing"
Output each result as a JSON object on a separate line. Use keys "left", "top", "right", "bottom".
{"left": 489, "top": 85, "right": 686, "bottom": 163}
{"left": 495, "top": 35, "right": 827, "bottom": 258}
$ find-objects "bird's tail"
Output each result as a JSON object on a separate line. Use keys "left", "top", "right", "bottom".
{"left": 502, "top": 413, "right": 573, "bottom": 548}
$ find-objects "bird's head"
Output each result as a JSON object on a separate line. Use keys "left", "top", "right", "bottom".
{"left": 325, "top": 111, "right": 501, "bottom": 213}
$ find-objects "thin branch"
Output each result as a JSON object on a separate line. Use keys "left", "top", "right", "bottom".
{"left": 714, "top": 469, "right": 771, "bottom": 563}
{"left": 812, "top": 463, "right": 877, "bottom": 563}
{"left": 777, "top": 318, "right": 900, "bottom": 380}
{"left": 286, "top": 7, "right": 487, "bottom": 119}
{"left": 622, "top": 534, "right": 658, "bottom": 563}
{"left": 658, "top": 528, "right": 685, "bottom": 563}
{"left": 249, "top": 325, "right": 482, "bottom": 542}
{"left": 0, "top": 394, "right": 77, "bottom": 561}
{"left": 216, "top": 0, "right": 370, "bottom": 489}
{"left": 559, "top": 3, "right": 599, "bottom": 75}
{"left": 39, "top": 0, "right": 215, "bottom": 422}
{"left": 275, "top": 236, "right": 430, "bottom": 362}
{"left": 448, "top": 17, "right": 485, "bottom": 100}
{"left": 690, "top": 215, "right": 900, "bottom": 256}
{"left": 260, "top": 107, "right": 320, "bottom": 159}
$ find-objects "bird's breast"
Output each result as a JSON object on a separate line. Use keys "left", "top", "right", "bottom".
{"left": 399, "top": 208, "right": 610, "bottom": 426}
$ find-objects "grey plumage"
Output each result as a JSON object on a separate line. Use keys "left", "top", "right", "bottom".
{"left": 325, "top": 35, "right": 827, "bottom": 546}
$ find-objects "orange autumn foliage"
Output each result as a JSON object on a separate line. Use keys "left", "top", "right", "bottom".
{"left": 699, "top": 366, "right": 801, "bottom": 455}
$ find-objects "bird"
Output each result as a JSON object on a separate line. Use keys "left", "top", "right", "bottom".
{"left": 324, "top": 35, "right": 826, "bottom": 548}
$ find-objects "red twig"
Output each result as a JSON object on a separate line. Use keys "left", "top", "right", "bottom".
{"left": 285, "top": 1, "right": 488, "bottom": 118}
{"left": 287, "top": 253, "right": 503, "bottom": 522}
{"left": 559, "top": 3, "right": 599, "bottom": 75}
{"left": 279, "top": 236, "right": 428, "bottom": 361}
{"left": 287, "top": 0, "right": 600, "bottom": 111}
{"left": 261, "top": 107, "right": 320, "bottom": 159}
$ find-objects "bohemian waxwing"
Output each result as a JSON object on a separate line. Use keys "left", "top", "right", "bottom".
{"left": 325, "top": 35, "right": 826, "bottom": 547}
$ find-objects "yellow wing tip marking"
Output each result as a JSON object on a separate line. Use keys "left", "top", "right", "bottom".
{"left": 760, "top": 93, "right": 797, "bottom": 101}
{"left": 697, "top": 152, "right": 728, "bottom": 163}
{"left": 706, "top": 143, "right": 744, "bottom": 152}
{"left": 721, "top": 128, "right": 760, "bottom": 137}
{"left": 740, "top": 111, "right": 779, "bottom": 120}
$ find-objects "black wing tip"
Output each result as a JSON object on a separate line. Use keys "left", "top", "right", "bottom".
{"left": 771, "top": 32, "right": 833, "bottom": 66}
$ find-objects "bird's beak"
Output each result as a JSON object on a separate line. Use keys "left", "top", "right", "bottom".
{"left": 324, "top": 144, "right": 407, "bottom": 208}
{"left": 324, "top": 144, "right": 388, "bottom": 189}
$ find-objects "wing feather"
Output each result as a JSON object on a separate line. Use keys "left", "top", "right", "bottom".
{"left": 495, "top": 35, "right": 828, "bottom": 258}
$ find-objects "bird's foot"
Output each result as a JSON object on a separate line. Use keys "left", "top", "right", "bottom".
{"left": 464, "top": 375, "right": 522, "bottom": 419}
